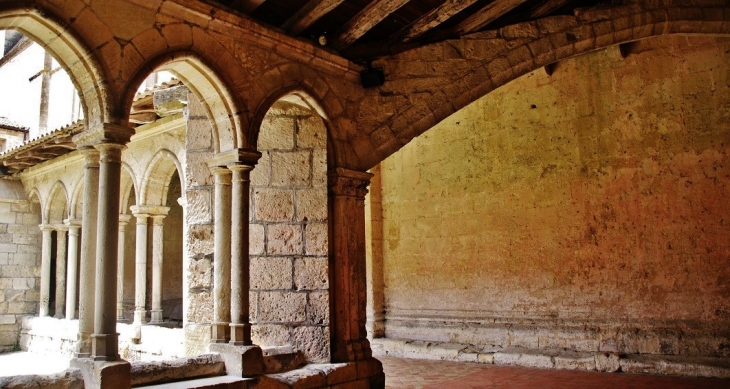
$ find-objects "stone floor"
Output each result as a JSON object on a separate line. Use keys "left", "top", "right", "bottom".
{"left": 0, "top": 351, "right": 69, "bottom": 377}
{"left": 380, "top": 356, "right": 730, "bottom": 389}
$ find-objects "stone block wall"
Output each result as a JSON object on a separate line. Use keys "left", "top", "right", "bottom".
{"left": 369, "top": 36, "right": 730, "bottom": 358}
{"left": 183, "top": 92, "right": 216, "bottom": 354}
{"left": 250, "top": 101, "right": 329, "bottom": 362}
{"left": 0, "top": 194, "right": 41, "bottom": 352}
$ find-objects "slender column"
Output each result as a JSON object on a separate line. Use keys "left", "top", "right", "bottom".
{"left": 65, "top": 219, "right": 81, "bottom": 319}
{"left": 329, "top": 167, "right": 374, "bottom": 362}
{"left": 116, "top": 214, "right": 131, "bottom": 322}
{"left": 130, "top": 208, "right": 149, "bottom": 326}
{"left": 91, "top": 143, "right": 125, "bottom": 361}
{"left": 54, "top": 225, "right": 68, "bottom": 318}
{"left": 76, "top": 147, "right": 99, "bottom": 357}
{"left": 211, "top": 166, "right": 232, "bottom": 343}
{"left": 149, "top": 211, "right": 169, "bottom": 324}
{"left": 39, "top": 225, "right": 53, "bottom": 317}
{"left": 229, "top": 163, "right": 254, "bottom": 345}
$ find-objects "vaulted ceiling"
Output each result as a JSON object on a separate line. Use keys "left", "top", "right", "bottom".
{"left": 208, "top": 0, "right": 610, "bottom": 61}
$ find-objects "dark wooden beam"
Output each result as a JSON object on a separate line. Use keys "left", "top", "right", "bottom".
{"left": 454, "top": 0, "right": 528, "bottom": 35}
{"left": 239, "top": 0, "right": 266, "bottom": 13}
{"left": 527, "top": 0, "right": 573, "bottom": 18}
{"left": 282, "top": 0, "right": 346, "bottom": 35}
{"left": 396, "top": 0, "right": 480, "bottom": 43}
{"left": 333, "top": 0, "right": 410, "bottom": 49}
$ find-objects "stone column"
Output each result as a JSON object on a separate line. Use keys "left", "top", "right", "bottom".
{"left": 365, "top": 165, "right": 386, "bottom": 339}
{"left": 210, "top": 166, "right": 232, "bottom": 343}
{"left": 65, "top": 219, "right": 81, "bottom": 320}
{"left": 91, "top": 142, "right": 126, "bottom": 361}
{"left": 54, "top": 225, "right": 68, "bottom": 319}
{"left": 150, "top": 210, "right": 169, "bottom": 324}
{"left": 75, "top": 146, "right": 99, "bottom": 357}
{"left": 130, "top": 207, "right": 149, "bottom": 326}
{"left": 39, "top": 225, "right": 53, "bottom": 317}
{"left": 116, "top": 214, "right": 131, "bottom": 322}
{"left": 228, "top": 161, "right": 257, "bottom": 346}
{"left": 328, "top": 167, "right": 374, "bottom": 362}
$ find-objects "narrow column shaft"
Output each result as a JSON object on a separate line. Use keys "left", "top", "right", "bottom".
{"left": 39, "top": 225, "right": 53, "bottom": 317}
{"left": 229, "top": 164, "right": 253, "bottom": 345}
{"left": 54, "top": 226, "right": 68, "bottom": 318}
{"left": 91, "top": 143, "right": 125, "bottom": 361}
{"left": 65, "top": 220, "right": 81, "bottom": 319}
{"left": 150, "top": 212, "right": 168, "bottom": 323}
{"left": 211, "top": 166, "right": 232, "bottom": 343}
{"left": 116, "top": 215, "right": 131, "bottom": 321}
{"left": 329, "top": 168, "right": 374, "bottom": 362}
{"left": 131, "top": 210, "right": 149, "bottom": 326}
{"left": 76, "top": 147, "right": 99, "bottom": 357}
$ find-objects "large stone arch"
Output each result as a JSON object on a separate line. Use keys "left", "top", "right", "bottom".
{"left": 45, "top": 181, "right": 68, "bottom": 224}
{"left": 249, "top": 66, "right": 357, "bottom": 169}
{"left": 140, "top": 149, "right": 183, "bottom": 207}
{"left": 364, "top": 1, "right": 730, "bottom": 170}
{"left": 0, "top": 3, "right": 112, "bottom": 131}
{"left": 119, "top": 50, "right": 248, "bottom": 153}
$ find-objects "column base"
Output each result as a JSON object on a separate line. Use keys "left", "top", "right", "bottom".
{"left": 333, "top": 338, "right": 373, "bottom": 362}
{"left": 229, "top": 323, "right": 252, "bottom": 346}
{"left": 71, "top": 357, "right": 130, "bottom": 389}
{"left": 211, "top": 322, "right": 230, "bottom": 343}
{"left": 91, "top": 333, "right": 120, "bottom": 361}
{"left": 208, "top": 343, "right": 263, "bottom": 377}
{"left": 75, "top": 332, "right": 92, "bottom": 358}
{"left": 133, "top": 308, "right": 147, "bottom": 324}
{"left": 149, "top": 309, "right": 164, "bottom": 324}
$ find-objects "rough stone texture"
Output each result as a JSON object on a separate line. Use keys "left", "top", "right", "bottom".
{"left": 369, "top": 35, "right": 730, "bottom": 361}
{"left": 0, "top": 369, "right": 83, "bottom": 389}
{"left": 129, "top": 353, "right": 225, "bottom": 386}
{"left": 0, "top": 199, "right": 40, "bottom": 352}
{"left": 250, "top": 101, "right": 329, "bottom": 363}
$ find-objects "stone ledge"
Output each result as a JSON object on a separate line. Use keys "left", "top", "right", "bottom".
{"left": 130, "top": 354, "right": 226, "bottom": 387}
{"left": 0, "top": 368, "right": 83, "bottom": 389}
{"left": 371, "top": 338, "right": 730, "bottom": 378}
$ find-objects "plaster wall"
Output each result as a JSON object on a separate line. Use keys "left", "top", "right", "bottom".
{"left": 371, "top": 36, "right": 730, "bottom": 357}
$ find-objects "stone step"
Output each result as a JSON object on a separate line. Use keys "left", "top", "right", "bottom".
{"left": 136, "top": 375, "right": 250, "bottom": 389}
{"left": 261, "top": 346, "right": 306, "bottom": 374}
{"left": 371, "top": 338, "right": 730, "bottom": 378}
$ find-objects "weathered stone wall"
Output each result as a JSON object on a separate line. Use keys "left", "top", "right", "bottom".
{"left": 371, "top": 36, "right": 730, "bottom": 357}
{"left": 183, "top": 92, "right": 216, "bottom": 354}
{"left": 0, "top": 186, "right": 41, "bottom": 352}
{"left": 250, "top": 101, "right": 329, "bottom": 362}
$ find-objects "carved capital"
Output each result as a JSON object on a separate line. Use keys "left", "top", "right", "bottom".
{"left": 72, "top": 123, "right": 134, "bottom": 148}
{"left": 328, "top": 167, "right": 373, "bottom": 199}
{"left": 207, "top": 148, "right": 261, "bottom": 169}
{"left": 78, "top": 146, "right": 100, "bottom": 167}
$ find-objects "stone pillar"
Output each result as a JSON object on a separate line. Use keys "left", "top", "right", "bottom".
{"left": 365, "top": 165, "right": 386, "bottom": 339}
{"left": 54, "top": 225, "right": 68, "bottom": 319}
{"left": 228, "top": 159, "right": 257, "bottom": 346}
{"left": 150, "top": 210, "right": 169, "bottom": 324}
{"left": 130, "top": 207, "right": 149, "bottom": 326}
{"left": 91, "top": 142, "right": 126, "bottom": 361}
{"left": 65, "top": 219, "right": 81, "bottom": 320}
{"left": 39, "top": 225, "right": 53, "bottom": 317}
{"left": 328, "top": 167, "right": 374, "bottom": 362}
{"left": 210, "top": 166, "right": 232, "bottom": 343}
{"left": 75, "top": 146, "right": 99, "bottom": 357}
{"left": 116, "top": 214, "right": 131, "bottom": 322}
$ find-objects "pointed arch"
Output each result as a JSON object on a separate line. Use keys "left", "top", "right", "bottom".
{"left": 69, "top": 178, "right": 84, "bottom": 220}
{"left": 140, "top": 149, "right": 183, "bottom": 207}
{"left": 45, "top": 181, "right": 69, "bottom": 224}
{"left": 0, "top": 4, "right": 112, "bottom": 131}
{"left": 120, "top": 162, "right": 138, "bottom": 214}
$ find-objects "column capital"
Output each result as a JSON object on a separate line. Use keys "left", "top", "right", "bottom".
{"left": 64, "top": 218, "right": 82, "bottom": 227}
{"left": 72, "top": 123, "right": 134, "bottom": 148}
{"left": 130, "top": 205, "right": 169, "bottom": 216}
{"left": 119, "top": 213, "right": 132, "bottom": 227}
{"left": 150, "top": 212, "right": 168, "bottom": 225}
{"left": 39, "top": 224, "right": 54, "bottom": 232}
{"left": 207, "top": 148, "right": 261, "bottom": 169}
{"left": 78, "top": 146, "right": 100, "bottom": 166}
{"left": 53, "top": 224, "right": 69, "bottom": 232}
{"left": 328, "top": 167, "right": 374, "bottom": 199}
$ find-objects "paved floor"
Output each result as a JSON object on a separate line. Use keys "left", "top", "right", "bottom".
{"left": 0, "top": 351, "right": 69, "bottom": 377}
{"left": 380, "top": 356, "right": 730, "bottom": 389}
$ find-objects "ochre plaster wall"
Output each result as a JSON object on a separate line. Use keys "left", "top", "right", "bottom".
{"left": 373, "top": 36, "right": 730, "bottom": 357}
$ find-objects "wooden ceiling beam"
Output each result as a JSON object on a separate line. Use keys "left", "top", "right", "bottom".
{"left": 527, "top": 0, "right": 573, "bottom": 18}
{"left": 282, "top": 0, "right": 346, "bottom": 35}
{"left": 238, "top": 0, "right": 266, "bottom": 13}
{"left": 454, "top": 0, "right": 528, "bottom": 35}
{"left": 333, "top": 0, "right": 410, "bottom": 49}
{"left": 397, "top": 0, "right": 480, "bottom": 43}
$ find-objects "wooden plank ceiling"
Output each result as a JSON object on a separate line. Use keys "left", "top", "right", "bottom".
{"left": 210, "top": 0, "right": 608, "bottom": 61}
